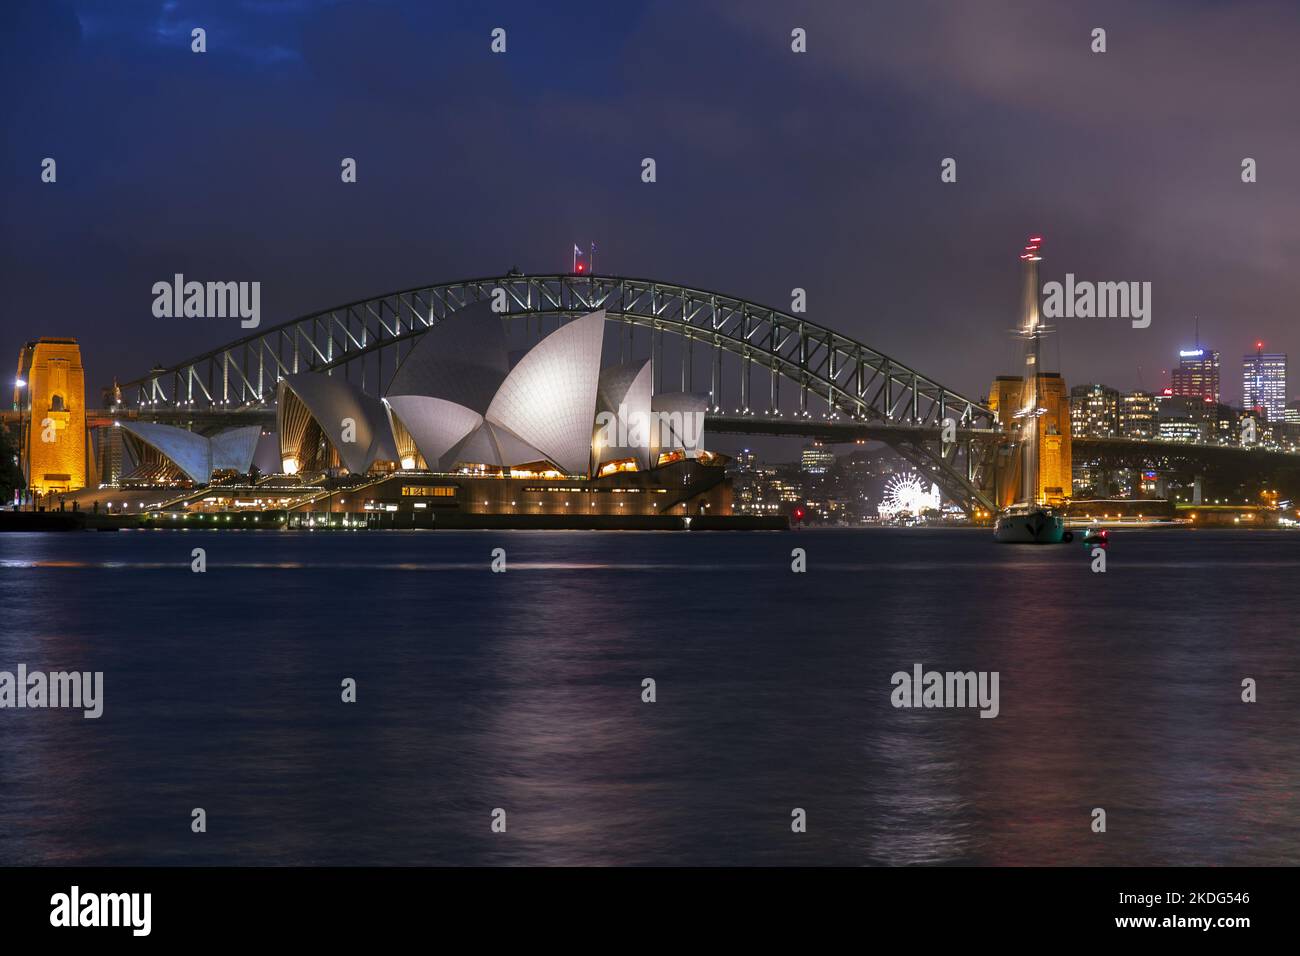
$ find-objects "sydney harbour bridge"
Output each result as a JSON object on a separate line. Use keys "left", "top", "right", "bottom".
{"left": 105, "top": 272, "right": 1004, "bottom": 512}
{"left": 87, "top": 272, "right": 1298, "bottom": 516}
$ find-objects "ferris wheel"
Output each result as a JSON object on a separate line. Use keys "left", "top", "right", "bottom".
{"left": 879, "top": 473, "right": 942, "bottom": 518}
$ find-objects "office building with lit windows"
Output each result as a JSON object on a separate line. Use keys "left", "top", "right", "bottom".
{"left": 1170, "top": 348, "right": 1220, "bottom": 403}
{"left": 800, "top": 443, "right": 836, "bottom": 475}
{"left": 1119, "top": 390, "right": 1158, "bottom": 439}
{"left": 1242, "top": 346, "right": 1287, "bottom": 421}
{"left": 1070, "top": 383, "right": 1120, "bottom": 437}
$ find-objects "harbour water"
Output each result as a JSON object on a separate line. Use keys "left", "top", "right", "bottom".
{"left": 1, "top": 528, "right": 1297, "bottom": 865}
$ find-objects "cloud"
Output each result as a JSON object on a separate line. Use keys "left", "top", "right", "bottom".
{"left": 3, "top": 0, "right": 1298, "bottom": 406}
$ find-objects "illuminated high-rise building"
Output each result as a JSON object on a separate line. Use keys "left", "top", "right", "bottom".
{"left": 1242, "top": 345, "right": 1286, "bottom": 421}
{"left": 800, "top": 443, "right": 835, "bottom": 475}
{"left": 1119, "top": 390, "right": 1157, "bottom": 439}
{"left": 1069, "top": 383, "right": 1119, "bottom": 437}
{"left": 1157, "top": 396, "right": 1213, "bottom": 443}
{"left": 1170, "top": 348, "right": 1220, "bottom": 403}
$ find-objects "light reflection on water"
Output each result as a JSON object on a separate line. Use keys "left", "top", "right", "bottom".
{"left": 1, "top": 528, "right": 1297, "bottom": 865}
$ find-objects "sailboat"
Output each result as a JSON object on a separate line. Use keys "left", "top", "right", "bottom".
{"left": 994, "top": 237, "right": 1067, "bottom": 544}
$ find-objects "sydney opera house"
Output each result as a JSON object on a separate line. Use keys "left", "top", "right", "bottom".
{"left": 111, "top": 306, "right": 732, "bottom": 524}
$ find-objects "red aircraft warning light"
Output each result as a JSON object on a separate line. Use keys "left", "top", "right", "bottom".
{"left": 572, "top": 241, "right": 597, "bottom": 275}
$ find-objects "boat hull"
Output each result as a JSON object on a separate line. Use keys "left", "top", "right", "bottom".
{"left": 994, "top": 510, "right": 1066, "bottom": 544}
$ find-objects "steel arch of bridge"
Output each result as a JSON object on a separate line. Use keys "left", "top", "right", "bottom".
{"left": 115, "top": 273, "right": 1001, "bottom": 509}
{"left": 118, "top": 274, "right": 994, "bottom": 424}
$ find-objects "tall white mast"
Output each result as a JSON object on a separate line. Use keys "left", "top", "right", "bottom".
{"left": 1018, "top": 237, "right": 1044, "bottom": 506}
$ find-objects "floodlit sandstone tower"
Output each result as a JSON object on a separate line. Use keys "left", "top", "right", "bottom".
{"left": 14, "top": 338, "right": 87, "bottom": 494}
{"left": 986, "top": 373, "right": 1073, "bottom": 508}
{"left": 1034, "top": 371, "right": 1071, "bottom": 504}
{"left": 987, "top": 375, "right": 1025, "bottom": 509}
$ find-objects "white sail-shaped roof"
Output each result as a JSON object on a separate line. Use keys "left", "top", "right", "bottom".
{"left": 440, "top": 419, "right": 552, "bottom": 471}
{"left": 386, "top": 300, "right": 508, "bottom": 415}
{"left": 278, "top": 373, "right": 398, "bottom": 474}
{"left": 210, "top": 425, "right": 263, "bottom": 473}
{"left": 650, "top": 392, "right": 708, "bottom": 459}
{"left": 119, "top": 422, "right": 267, "bottom": 481}
{"left": 385, "top": 395, "right": 483, "bottom": 470}
{"left": 594, "top": 359, "right": 654, "bottom": 469}
{"left": 383, "top": 301, "right": 509, "bottom": 468}
{"left": 120, "top": 422, "right": 211, "bottom": 482}
{"left": 485, "top": 310, "right": 606, "bottom": 475}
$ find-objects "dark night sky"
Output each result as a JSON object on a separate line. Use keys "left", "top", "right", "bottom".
{"left": 3, "top": 0, "right": 1298, "bottom": 409}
